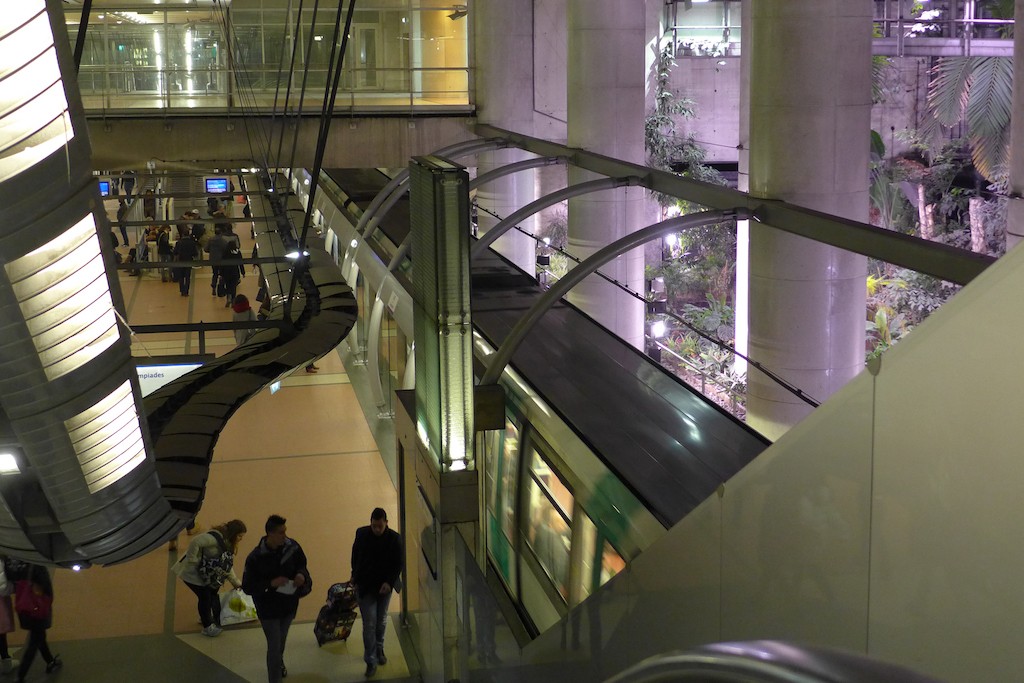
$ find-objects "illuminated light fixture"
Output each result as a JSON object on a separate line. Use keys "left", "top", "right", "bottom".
{"left": 5, "top": 215, "right": 119, "bottom": 381}
{"left": 285, "top": 250, "right": 310, "bottom": 260}
{"left": 313, "top": 35, "right": 323, "bottom": 42}
{"left": 350, "top": 239, "right": 359, "bottom": 249}
{"left": 0, "top": 452, "right": 20, "bottom": 474}
{"left": 0, "top": 8, "right": 74, "bottom": 183}
{"left": 650, "top": 320, "right": 667, "bottom": 339}
{"left": 65, "top": 380, "right": 146, "bottom": 493}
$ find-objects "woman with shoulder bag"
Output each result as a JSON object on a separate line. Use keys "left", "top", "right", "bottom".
{"left": 172, "top": 519, "right": 247, "bottom": 637}
{"left": 0, "top": 556, "right": 19, "bottom": 673}
{"left": 14, "top": 563, "right": 61, "bottom": 682}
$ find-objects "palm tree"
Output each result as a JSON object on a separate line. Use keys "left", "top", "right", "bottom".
{"left": 927, "top": 55, "right": 1013, "bottom": 183}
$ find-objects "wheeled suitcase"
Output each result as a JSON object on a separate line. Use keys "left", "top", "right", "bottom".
{"left": 314, "top": 581, "right": 358, "bottom": 646}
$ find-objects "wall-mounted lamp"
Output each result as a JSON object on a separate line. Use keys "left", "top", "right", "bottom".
{"left": 448, "top": 5, "right": 468, "bottom": 20}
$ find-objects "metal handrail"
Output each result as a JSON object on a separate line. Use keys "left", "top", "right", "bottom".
{"left": 604, "top": 641, "right": 945, "bottom": 683}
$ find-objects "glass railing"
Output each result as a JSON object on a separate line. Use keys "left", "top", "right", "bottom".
{"left": 64, "top": 4, "right": 472, "bottom": 116}
{"left": 75, "top": 64, "right": 471, "bottom": 113}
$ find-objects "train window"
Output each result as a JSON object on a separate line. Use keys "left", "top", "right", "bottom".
{"left": 578, "top": 512, "right": 626, "bottom": 600}
{"left": 524, "top": 447, "right": 573, "bottom": 601}
{"left": 484, "top": 417, "right": 519, "bottom": 591}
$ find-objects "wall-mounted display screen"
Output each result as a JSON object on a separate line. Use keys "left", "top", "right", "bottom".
{"left": 205, "top": 177, "right": 229, "bottom": 194}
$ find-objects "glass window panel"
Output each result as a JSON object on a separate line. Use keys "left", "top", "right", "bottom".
{"left": 524, "top": 476, "right": 571, "bottom": 601}
{"left": 528, "top": 446, "right": 573, "bottom": 518}
{"left": 484, "top": 417, "right": 519, "bottom": 590}
{"left": 578, "top": 512, "right": 626, "bottom": 600}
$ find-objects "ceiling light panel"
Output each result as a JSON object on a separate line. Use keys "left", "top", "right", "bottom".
{"left": 65, "top": 380, "right": 146, "bottom": 494}
{"left": 5, "top": 215, "right": 118, "bottom": 381}
{"left": 0, "top": 7, "right": 73, "bottom": 183}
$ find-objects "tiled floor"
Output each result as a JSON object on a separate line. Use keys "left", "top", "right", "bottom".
{"left": 1, "top": 197, "right": 415, "bottom": 682}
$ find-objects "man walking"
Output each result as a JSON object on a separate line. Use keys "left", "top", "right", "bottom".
{"left": 242, "top": 515, "right": 311, "bottom": 683}
{"left": 351, "top": 508, "right": 403, "bottom": 678}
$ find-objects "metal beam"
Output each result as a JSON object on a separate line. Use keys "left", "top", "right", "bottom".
{"left": 474, "top": 124, "right": 995, "bottom": 286}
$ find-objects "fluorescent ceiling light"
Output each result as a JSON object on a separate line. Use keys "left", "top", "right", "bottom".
{"left": 65, "top": 381, "right": 146, "bottom": 493}
{"left": 0, "top": 453, "right": 20, "bottom": 475}
{"left": 6, "top": 215, "right": 119, "bottom": 381}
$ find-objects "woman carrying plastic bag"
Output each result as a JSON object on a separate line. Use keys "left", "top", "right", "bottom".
{"left": 172, "top": 519, "right": 247, "bottom": 637}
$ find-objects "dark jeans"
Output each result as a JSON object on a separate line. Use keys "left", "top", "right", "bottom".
{"left": 358, "top": 589, "right": 392, "bottom": 665}
{"left": 177, "top": 267, "right": 192, "bottom": 295}
{"left": 260, "top": 615, "right": 294, "bottom": 683}
{"left": 184, "top": 581, "right": 221, "bottom": 628}
{"left": 17, "top": 627, "right": 53, "bottom": 679}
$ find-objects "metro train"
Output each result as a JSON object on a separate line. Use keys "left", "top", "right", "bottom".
{"left": 288, "top": 165, "right": 768, "bottom": 637}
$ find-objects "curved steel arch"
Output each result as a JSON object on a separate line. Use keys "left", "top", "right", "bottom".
{"left": 480, "top": 209, "right": 748, "bottom": 385}
{"left": 469, "top": 176, "right": 643, "bottom": 261}
{"left": 354, "top": 137, "right": 509, "bottom": 237}
{"left": 469, "top": 155, "right": 566, "bottom": 191}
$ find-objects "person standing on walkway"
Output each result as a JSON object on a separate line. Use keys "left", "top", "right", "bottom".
{"left": 220, "top": 243, "right": 245, "bottom": 307}
{"left": 351, "top": 507, "right": 403, "bottom": 678}
{"left": 172, "top": 519, "right": 246, "bottom": 637}
{"left": 172, "top": 231, "right": 200, "bottom": 297}
{"left": 0, "top": 557, "right": 18, "bottom": 674}
{"left": 242, "top": 515, "right": 311, "bottom": 683}
{"left": 205, "top": 225, "right": 229, "bottom": 296}
{"left": 14, "top": 563, "right": 61, "bottom": 682}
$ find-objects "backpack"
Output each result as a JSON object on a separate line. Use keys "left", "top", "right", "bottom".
{"left": 196, "top": 531, "right": 232, "bottom": 589}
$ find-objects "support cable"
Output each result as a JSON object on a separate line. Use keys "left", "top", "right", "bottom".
{"left": 284, "top": 1, "right": 358, "bottom": 319}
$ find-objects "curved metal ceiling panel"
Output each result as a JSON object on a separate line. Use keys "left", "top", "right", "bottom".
{"left": 0, "top": 0, "right": 356, "bottom": 566}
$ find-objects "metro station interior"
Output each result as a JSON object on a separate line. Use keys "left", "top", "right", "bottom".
{"left": 1, "top": 1, "right": 1023, "bottom": 682}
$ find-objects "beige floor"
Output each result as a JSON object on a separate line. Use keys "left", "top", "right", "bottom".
{"left": 4, "top": 201, "right": 408, "bottom": 682}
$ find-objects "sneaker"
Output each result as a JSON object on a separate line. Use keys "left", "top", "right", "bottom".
{"left": 1, "top": 658, "right": 18, "bottom": 673}
{"left": 45, "top": 655, "right": 62, "bottom": 673}
{"left": 376, "top": 648, "right": 387, "bottom": 665}
{"left": 305, "top": 364, "right": 320, "bottom": 373}
{"left": 281, "top": 664, "right": 288, "bottom": 678}
{"left": 364, "top": 663, "right": 377, "bottom": 678}
{"left": 202, "top": 624, "right": 223, "bottom": 637}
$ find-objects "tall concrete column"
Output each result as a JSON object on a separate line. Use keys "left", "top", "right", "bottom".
{"left": 745, "top": 1, "right": 871, "bottom": 440}
{"left": 1005, "top": 0, "right": 1024, "bottom": 250}
{"left": 473, "top": 0, "right": 537, "bottom": 275}
{"left": 566, "top": 0, "right": 647, "bottom": 349}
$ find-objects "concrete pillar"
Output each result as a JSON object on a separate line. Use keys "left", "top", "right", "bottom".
{"left": 1005, "top": 0, "right": 1024, "bottom": 250}
{"left": 745, "top": 1, "right": 871, "bottom": 440}
{"left": 473, "top": 0, "right": 537, "bottom": 275}
{"left": 566, "top": 0, "right": 647, "bottom": 349}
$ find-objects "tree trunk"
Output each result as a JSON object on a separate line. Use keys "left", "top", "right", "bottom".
{"left": 969, "top": 196, "right": 987, "bottom": 254}
{"left": 917, "top": 183, "right": 935, "bottom": 240}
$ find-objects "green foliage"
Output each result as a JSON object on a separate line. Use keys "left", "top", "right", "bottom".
{"left": 645, "top": 45, "right": 697, "bottom": 175}
{"left": 927, "top": 56, "right": 1013, "bottom": 182}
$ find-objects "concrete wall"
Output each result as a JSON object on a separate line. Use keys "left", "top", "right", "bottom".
{"left": 669, "top": 54, "right": 935, "bottom": 165}
{"left": 86, "top": 116, "right": 477, "bottom": 171}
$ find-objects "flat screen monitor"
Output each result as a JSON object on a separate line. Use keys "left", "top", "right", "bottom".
{"left": 205, "top": 177, "right": 229, "bottom": 194}
{"left": 98, "top": 180, "right": 110, "bottom": 196}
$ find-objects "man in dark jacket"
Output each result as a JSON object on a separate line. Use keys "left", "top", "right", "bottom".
{"left": 172, "top": 232, "right": 200, "bottom": 297}
{"left": 242, "top": 515, "right": 310, "bottom": 683}
{"left": 351, "top": 508, "right": 403, "bottom": 678}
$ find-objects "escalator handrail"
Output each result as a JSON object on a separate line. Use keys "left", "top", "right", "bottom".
{"left": 603, "top": 641, "right": 945, "bottom": 683}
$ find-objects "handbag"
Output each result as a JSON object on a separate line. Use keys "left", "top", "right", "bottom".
{"left": 196, "top": 531, "right": 232, "bottom": 589}
{"left": 216, "top": 277, "right": 227, "bottom": 297}
{"left": 14, "top": 580, "right": 51, "bottom": 620}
